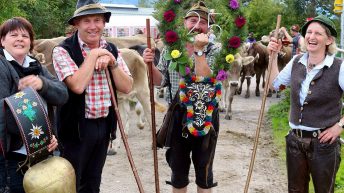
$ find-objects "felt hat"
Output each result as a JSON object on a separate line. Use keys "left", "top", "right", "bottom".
{"left": 184, "top": 1, "right": 215, "bottom": 24}
{"left": 68, "top": 0, "right": 111, "bottom": 25}
{"left": 301, "top": 15, "right": 337, "bottom": 38}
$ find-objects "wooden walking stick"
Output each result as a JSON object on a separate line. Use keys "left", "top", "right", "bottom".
{"left": 105, "top": 69, "right": 145, "bottom": 193}
{"left": 146, "top": 18, "right": 160, "bottom": 193}
{"left": 243, "top": 15, "right": 281, "bottom": 193}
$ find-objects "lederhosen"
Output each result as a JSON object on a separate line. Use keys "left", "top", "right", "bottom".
{"left": 164, "top": 43, "right": 219, "bottom": 189}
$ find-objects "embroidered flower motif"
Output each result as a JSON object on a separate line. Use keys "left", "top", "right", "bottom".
{"left": 235, "top": 15, "right": 246, "bottom": 28}
{"left": 228, "top": 36, "right": 241, "bottom": 48}
{"left": 32, "top": 102, "right": 37, "bottom": 107}
{"left": 14, "top": 92, "right": 25, "bottom": 99}
{"left": 23, "top": 99, "right": 29, "bottom": 103}
{"left": 163, "top": 10, "right": 176, "bottom": 22}
{"left": 225, "top": 54, "right": 235, "bottom": 63}
{"left": 16, "top": 109, "right": 22, "bottom": 114}
{"left": 165, "top": 30, "right": 179, "bottom": 44}
{"left": 22, "top": 105, "right": 27, "bottom": 110}
{"left": 29, "top": 124, "right": 44, "bottom": 140}
{"left": 171, "top": 50, "right": 181, "bottom": 59}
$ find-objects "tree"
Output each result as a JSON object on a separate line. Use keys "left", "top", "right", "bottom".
{"left": 18, "top": 0, "right": 77, "bottom": 38}
{"left": 0, "top": 0, "right": 25, "bottom": 23}
{"left": 245, "top": 0, "right": 283, "bottom": 38}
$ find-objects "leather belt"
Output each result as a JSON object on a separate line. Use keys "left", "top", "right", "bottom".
{"left": 291, "top": 128, "right": 325, "bottom": 138}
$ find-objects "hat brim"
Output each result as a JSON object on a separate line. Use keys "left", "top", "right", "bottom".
{"left": 184, "top": 11, "right": 215, "bottom": 25}
{"left": 301, "top": 19, "right": 337, "bottom": 38}
{"left": 68, "top": 9, "right": 111, "bottom": 25}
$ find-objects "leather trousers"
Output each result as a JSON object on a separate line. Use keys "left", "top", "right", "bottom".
{"left": 286, "top": 131, "right": 341, "bottom": 193}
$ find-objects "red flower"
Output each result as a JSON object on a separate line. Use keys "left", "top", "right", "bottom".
{"left": 228, "top": 36, "right": 241, "bottom": 48}
{"left": 165, "top": 30, "right": 179, "bottom": 44}
{"left": 163, "top": 10, "right": 176, "bottom": 22}
{"left": 235, "top": 16, "right": 246, "bottom": 28}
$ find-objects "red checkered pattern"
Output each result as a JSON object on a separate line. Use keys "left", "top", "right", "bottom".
{"left": 53, "top": 36, "right": 131, "bottom": 119}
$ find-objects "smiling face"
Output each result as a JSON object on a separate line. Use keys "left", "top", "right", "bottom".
{"left": 1, "top": 29, "right": 31, "bottom": 61}
{"left": 74, "top": 14, "right": 105, "bottom": 49}
{"left": 184, "top": 16, "right": 208, "bottom": 34}
{"left": 304, "top": 22, "right": 333, "bottom": 54}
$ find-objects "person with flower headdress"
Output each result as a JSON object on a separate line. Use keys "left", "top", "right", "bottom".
{"left": 143, "top": 1, "right": 220, "bottom": 193}
{"left": 268, "top": 15, "right": 343, "bottom": 193}
{"left": 52, "top": 0, "right": 133, "bottom": 192}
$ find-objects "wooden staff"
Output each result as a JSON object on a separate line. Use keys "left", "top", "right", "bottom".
{"left": 146, "top": 18, "right": 160, "bottom": 193}
{"left": 105, "top": 69, "right": 145, "bottom": 193}
{"left": 243, "top": 15, "right": 281, "bottom": 193}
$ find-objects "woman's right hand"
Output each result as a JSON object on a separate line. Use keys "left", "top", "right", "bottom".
{"left": 143, "top": 48, "right": 155, "bottom": 64}
{"left": 267, "top": 37, "right": 282, "bottom": 55}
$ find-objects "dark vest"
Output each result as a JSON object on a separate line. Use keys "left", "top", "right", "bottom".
{"left": 290, "top": 55, "right": 343, "bottom": 128}
{"left": 57, "top": 32, "right": 118, "bottom": 141}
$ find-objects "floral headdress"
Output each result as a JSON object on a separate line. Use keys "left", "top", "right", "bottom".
{"left": 154, "top": 0, "right": 247, "bottom": 81}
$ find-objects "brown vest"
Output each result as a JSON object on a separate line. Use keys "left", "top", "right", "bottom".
{"left": 290, "top": 55, "right": 343, "bottom": 128}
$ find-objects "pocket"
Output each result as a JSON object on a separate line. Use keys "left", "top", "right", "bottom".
{"left": 285, "top": 133, "right": 301, "bottom": 156}
{"left": 316, "top": 138, "right": 340, "bottom": 155}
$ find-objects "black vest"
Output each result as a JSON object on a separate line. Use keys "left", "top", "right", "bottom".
{"left": 290, "top": 54, "right": 343, "bottom": 128}
{"left": 57, "top": 32, "right": 118, "bottom": 141}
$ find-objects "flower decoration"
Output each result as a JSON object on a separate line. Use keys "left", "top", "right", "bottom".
{"left": 171, "top": 49, "right": 181, "bottom": 59}
{"left": 179, "top": 76, "right": 222, "bottom": 136}
{"left": 165, "top": 30, "right": 179, "bottom": 44}
{"left": 163, "top": 10, "right": 176, "bottom": 22}
{"left": 225, "top": 54, "right": 234, "bottom": 63}
{"left": 235, "top": 16, "right": 246, "bottom": 28}
{"left": 155, "top": 0, "right": 247, "bottom": 79}
{"left": 229, "top": 0, "right": 239, "bottom": 9}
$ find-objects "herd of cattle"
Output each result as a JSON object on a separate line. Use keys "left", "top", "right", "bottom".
{"left": 31, "top": 32, "right": 292, "bottom": 153}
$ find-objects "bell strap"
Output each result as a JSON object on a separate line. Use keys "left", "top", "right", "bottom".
{"left": 5, "top": 87, "right": 52, "bottom": 166}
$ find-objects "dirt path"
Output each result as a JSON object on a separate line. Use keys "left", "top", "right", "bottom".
{"left": 100, "top": 82, "right": 288, "bottom": 193}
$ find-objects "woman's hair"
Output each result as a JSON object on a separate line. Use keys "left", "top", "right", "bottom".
{"left": 301, "top": 22, "right": 337, "bottom": 56}
{"left": 0, "top": 17, "right": 35, "bottom": 52}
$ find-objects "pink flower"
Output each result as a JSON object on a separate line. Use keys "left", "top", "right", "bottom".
{"left": 174, "top": 0, "right": 181, "bottom": 3}
{"left": 228, "top": 36, "right": 241, "bottom": 48}
{"left": 163, "top": 10, "right": 176, "bottom": 22}
{"left": 216, "top": 70, "right": 228, "bottom": 81}
{"left": 165, "top": 30, "right": 179, "bottom": 44}
{"left": 235, "top": 16, "right": 246, "bottom": 28}
{"left": 229, "top": 0, "right": 239, "bottom": 9}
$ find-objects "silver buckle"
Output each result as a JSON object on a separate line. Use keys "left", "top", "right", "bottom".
{"left": 312, "top": 131, "right": 318, "bottom": 137}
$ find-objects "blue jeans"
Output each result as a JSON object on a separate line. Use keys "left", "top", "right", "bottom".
{"left": 0, "top": 155, "right": 25, "bottom": 193}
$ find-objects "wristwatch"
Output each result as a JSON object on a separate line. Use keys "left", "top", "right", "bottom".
{"left": 337, "top": 119, "right": 344, "bottom": 129}
{"left": 194, "top": 50, "right": 204, "bottom": 56}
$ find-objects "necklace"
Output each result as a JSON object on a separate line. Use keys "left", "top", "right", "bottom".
{"left": 307, "top": 63, "right": 316, "bottom": 70}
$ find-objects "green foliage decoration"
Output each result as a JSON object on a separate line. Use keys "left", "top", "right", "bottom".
{"left": 154, "top": 0, "right": 247, "bottom": 80}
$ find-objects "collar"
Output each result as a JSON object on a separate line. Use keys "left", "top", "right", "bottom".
{"left": 3, "top": 49, "right": 36, "bottom": 68}
{"left": 77, "top": 33, "right": 108, "bottom": 49}
{"left": 299, "top": 53, "right": 334, "bottom": 69}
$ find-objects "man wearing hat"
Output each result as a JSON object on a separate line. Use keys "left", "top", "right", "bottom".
{"left": 143, "top": 1, "right": 219, "bottom": 193}
{"left": 280, "top": 24, "right": 305, "bottom": 56}
{"left": 52, "top": 0, "right": 133, "bottom": 192}
{"left": 268, "top": 15, "right": 343, "bottom": 193}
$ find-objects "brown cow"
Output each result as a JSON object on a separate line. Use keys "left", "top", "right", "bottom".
{"left": 220, "top": 53, "right": 256, "bottom": 120}
{"left": 238, "top": 42, "right": 269, "bottom": 98}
